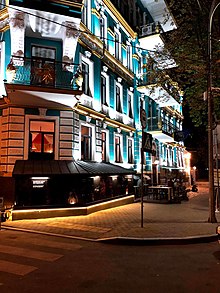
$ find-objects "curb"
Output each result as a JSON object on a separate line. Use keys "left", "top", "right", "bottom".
{"left": 1, "top": 225, "right": 218, "bottom": 245}
{"left": 97, "top": 234, "right": 218, "bottom": 245}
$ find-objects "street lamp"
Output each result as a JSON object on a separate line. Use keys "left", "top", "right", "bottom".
{"left": 207, "top": 0, "right": 220, "bottom": 223}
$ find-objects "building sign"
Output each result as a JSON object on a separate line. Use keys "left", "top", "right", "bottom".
{"left": 142, "top": 132, "right": 153, "bottom": 153}
{"left": 31, "top": 177, "right": 49, "bottom": 188}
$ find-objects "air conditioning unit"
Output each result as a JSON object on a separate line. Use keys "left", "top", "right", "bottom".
{"left": 141, "top": 24, "right": 152, "bottom": 36}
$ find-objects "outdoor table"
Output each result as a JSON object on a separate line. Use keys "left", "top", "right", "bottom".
{"left": 146, "top": 186, "right": 173, "bottom": 201}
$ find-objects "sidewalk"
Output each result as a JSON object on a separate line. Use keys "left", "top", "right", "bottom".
{"left": 2, "top": 181, "right": 220, "bottom": 244}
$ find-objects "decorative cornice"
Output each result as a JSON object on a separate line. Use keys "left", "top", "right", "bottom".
{"left": 74, "top": 104, "right": 135, "bottom": 132}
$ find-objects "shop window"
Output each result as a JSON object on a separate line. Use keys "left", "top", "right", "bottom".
{"left": 81, "top": 125, "right": 92, "bottom": 160}
{"left": 115, "top": 135, "right": 122, "bottom": 163}
{"left": 29, "top": 120, "right": 55, "bottom": 159}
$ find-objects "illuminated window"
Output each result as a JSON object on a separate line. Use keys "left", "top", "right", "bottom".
{"left": 81, "top": 125, "right": 92, "bottom": 160}
{"left": 115, "top": 135, "right": 122, "bottom": 163}
{"left": 29, "top": 120, "right": 55, "bottom": 159}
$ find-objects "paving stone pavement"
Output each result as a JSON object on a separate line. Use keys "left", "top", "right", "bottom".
{"left": 2, "top": 181, "right": 220, "bottom": 243}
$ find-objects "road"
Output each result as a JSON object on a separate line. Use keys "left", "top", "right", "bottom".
{"left": 0, "top": 229, "right": 220, "bottom": 293}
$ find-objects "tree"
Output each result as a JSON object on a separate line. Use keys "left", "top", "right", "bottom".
{"left": 149, "top": 0, "right": 220, "bottom": 127}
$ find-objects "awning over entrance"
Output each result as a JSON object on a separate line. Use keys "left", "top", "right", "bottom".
{"left": 13, "top": 160, "right": 136, "bottom": 177}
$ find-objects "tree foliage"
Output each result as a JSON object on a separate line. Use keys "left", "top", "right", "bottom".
{"left": 151, "top": 0, "right": 220, "bottom": 127}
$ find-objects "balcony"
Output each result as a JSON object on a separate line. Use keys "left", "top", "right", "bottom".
{"left": 4, "top": 56, "right": 83, "bottom": 109}
{"left": 147, "top": 116, "right": 179, "bottom": 142}
{"left": 7, "top": 56, "right": 80, "bottom": 91}
{"left": 139, "top": 22, "right": 162, "bottom": 38}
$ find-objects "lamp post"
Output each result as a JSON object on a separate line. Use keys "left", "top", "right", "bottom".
{"left": 207, "top": 0, "right": 220, "bottom": 223}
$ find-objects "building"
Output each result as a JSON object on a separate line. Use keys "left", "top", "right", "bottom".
{"left": 0, "top": 0, "right": 186, "bottom": 216}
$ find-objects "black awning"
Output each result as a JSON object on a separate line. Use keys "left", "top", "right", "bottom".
{"left": 13, "top": 160, "right": 136, "bottom": 177}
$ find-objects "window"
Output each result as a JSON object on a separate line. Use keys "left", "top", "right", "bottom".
{"left": 116, "top": 85, "right": 122, "bottom": 113}
{"left": 82, "top": 61, "right": 90, "bottom": 96}
{"left": 82, "top": 0, "right": 88, "bottom": 26}
{"left": 115, "top": 31, "right": 119, "bottom": 59}
{"left": 128, "top": 93, "right": 133, "bottom": 118}
{"left": 101, "top": 75, "right": 107, "bottom": 105}
{"left": 128, "top": 138, "right": 133, "bottom": 163}
{"left": 29, "top": 120, "right": 55, "bottom": 159}
{"left": 31, "top": 45, "right": 55, "bottom": 86}
{"left": 127, "top": 43, "right": 132, "bottom": 70}
{"left": 101, "top": 131, "right": 106, "bottom": 162}
{"left": 115, "top": 135, "right": 122, "bottom": 163}
{"left": 81, "top": 125, "right": 92, "bottom": 160}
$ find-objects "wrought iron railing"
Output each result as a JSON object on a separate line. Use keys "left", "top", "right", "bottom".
{"left": 147, "top": 116, "right": 179, "bottom": 136}
{"left": 8, "top": 56, "right": 80, "bottom": 91}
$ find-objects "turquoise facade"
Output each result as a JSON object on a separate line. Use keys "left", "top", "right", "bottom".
{"left": 0, "top": 0, "right": 186, "bottom": 208}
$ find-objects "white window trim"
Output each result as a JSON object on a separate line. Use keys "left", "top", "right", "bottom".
{"left": 82, "top": 0, "right": 91, "bottom": 31}
{"left": 114, "top": 133, "right": 123, "bottom": 164}
{"left": 24, "top": 115, "right": 59, "bottom": 160}
{"left": 79, "top": 121, "right": 95, "bottom": 161}
{"left": 101, "top": 129, "right": 109, "bottom": 162}
{"left": 101, "top": 70, "right": 110, "bottom": 106}
{"left": 126, "top": 40, "right": 132, "bottom": 71}
{"left": 127, "top": 89, "right": 134, "bottom": 118}
{"left": 115, "top": 79, "right": 123, "bottom": 113}
{"left": 127, "top": 137, "right": 134, "bottom": 164}
{"left": 0, "top": 41, "right": 5, "bottom": 96}
{"left": 100, "top": 13, "right": 107, "bottom": 43}
{"left": 114, "top": 26, "right": 122, "bottom": 61}
{"left": 80, "top": 53, "right": 94, "bottom": 99}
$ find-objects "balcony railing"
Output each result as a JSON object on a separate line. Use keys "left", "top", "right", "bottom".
{"left": 147, "top": 116, "right": 179, "bottom": 136}
{"left": 139, "top": 22, "right": 163, "bottom": 37}
{"left": 8, "top": 56, "right": 80, "bottom": 91}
